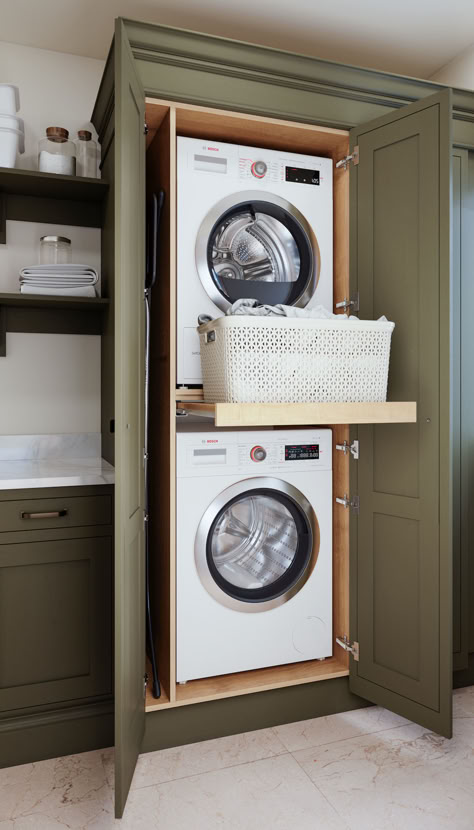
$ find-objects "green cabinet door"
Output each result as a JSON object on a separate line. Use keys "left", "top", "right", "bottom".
{"left": 114, "top": 19, "right": 146, "bottom": 818}
{"left": 348, "top": 90, "right": 453, "bottom": 737}
{"left": 0, "top": 536, "right": 112, "bottom": 713}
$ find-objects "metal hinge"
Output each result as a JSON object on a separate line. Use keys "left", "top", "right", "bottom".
{"left": 143, "top": 673, "right": 148, "bottom": 698}
{"left": 336, "top": 493, "right": 360, "bottom": 513}
{"left": 335, "top": 292, "right": 359, "bottom": 313}
{"left": 335, "top": 145, "right": 359, "bottom": 170}
{"left": 144, "top": 122, "right": 149, "bottom": 136}
{"left": 335, "top": 439, "right": 359, "bottom": 460}
{"left": 144, "top": 511, "right": 149, "bottom": 524}
{"left": 336, "top": 635, "right": 359, "bottom": 661}
{"left": 143, "top": 447, "right": 149, "bottom": 462}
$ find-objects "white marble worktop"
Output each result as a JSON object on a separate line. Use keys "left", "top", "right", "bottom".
{"left": 0, "top": 433, "right": 114, "bottom": 490}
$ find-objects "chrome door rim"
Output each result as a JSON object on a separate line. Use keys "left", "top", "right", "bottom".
{"left": 195, "top": 476, "right": 320, "bottom": 612}
{"left": 195, "top": 191, "right": 321, "bottom": 312}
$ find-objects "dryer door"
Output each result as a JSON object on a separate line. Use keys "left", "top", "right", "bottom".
{"left": 195, "top": 192, "right": 320, "bottom": 311}
{"left": 195, "top": 477, "right": 319, "bottom": 612}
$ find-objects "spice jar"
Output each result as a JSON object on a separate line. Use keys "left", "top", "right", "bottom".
{"left": 38, "top": 127, "right": 76, "bottom": 175}
{"left": 75, "top": 130, "right": 98, "bottom": 178}
{"left": 40, "top": 235, "right": 72, "bottom": 265}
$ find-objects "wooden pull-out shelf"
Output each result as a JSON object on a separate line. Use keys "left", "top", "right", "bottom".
{"left": 146, "top": 655, "right": 349, "bottom": 712}
{"left": 176, "top": 400, "right": 417, "bottom": 427}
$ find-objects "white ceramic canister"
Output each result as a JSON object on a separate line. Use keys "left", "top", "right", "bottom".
{"left": 0, "top": 127, "right": 25, "bottom": 167}
{"left": 0, "top": 84, "right": 20, "bottom": 114}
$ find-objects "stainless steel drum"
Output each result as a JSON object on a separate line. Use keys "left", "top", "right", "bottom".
{"left": 195, "top": 477, "right": 320, "bottom": 612}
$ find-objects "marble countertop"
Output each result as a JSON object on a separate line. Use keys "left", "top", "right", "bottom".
{"left": 0, "top": 456, "right": 115, "bottom": 490}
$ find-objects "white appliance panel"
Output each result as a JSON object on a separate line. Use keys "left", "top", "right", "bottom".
{"left": 177, "top": 137, "right": 333, "bottom": 385}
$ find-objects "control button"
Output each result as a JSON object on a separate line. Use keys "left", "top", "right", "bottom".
{"left": 251, "top": 160, "right": 267, "bottom": 178}
{"left": 250, "top": 445, "right": 267, "bottom": 462}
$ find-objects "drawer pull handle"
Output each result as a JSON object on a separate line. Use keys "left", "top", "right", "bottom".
{"left": 21, "top": 509, "right": 68, "bottom": 520}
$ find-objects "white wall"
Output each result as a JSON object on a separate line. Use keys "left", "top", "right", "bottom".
{"left": 0, "top": 42, "right": 105, "bottom": 435}
{"left": 430, "top": 43, "right": 474, "bottom": 89}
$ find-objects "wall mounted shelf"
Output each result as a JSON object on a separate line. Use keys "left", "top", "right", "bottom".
{"left": 176, "top": 400, "right": 418, "bottom": 427}
{"left": 0, "top": 167, "right": 109, "bottom": 243}
{"left": 0, "top": 292, "right": 109, "bottom": 355}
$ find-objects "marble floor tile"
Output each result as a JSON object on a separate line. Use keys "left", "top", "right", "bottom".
{"left": 293, "top": 718, "right": 474, "bottom": 830}
{"left": 453, "top": 685, "right": 474, "bottom": 719}
{"left": 272, "top": 704, "right": 411, "bottom": 752}
{"left": 128, "top": 727, "right": 287, "bottom": 789}
{"left": 0, "top": 750, "right": 112, "bottom": 823}
{"left": 103, "top": 753, "right": 348, "bottom": 830}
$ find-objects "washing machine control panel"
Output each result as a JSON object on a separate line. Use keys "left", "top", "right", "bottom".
{"left": 178, "top": 430, "right": 332, "bottom": 476}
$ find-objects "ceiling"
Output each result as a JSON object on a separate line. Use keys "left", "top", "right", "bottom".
{"left": 0, "top": 0, "right": 473, "bottom": 79}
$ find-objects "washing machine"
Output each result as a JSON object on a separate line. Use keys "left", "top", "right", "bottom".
{"left": 176, "top": 428, "right": 333, "bottom": 682}
{"left": 177, "top": 137, "right": 333, "bottom": 385}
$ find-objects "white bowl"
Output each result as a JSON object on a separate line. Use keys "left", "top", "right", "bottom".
{"left": 0, "top": 84, "right": 20, "bottom": 114}
{"left": 0, "top": 127, "right": 25, "bottom": 167}
{"left": 0, "top": 113, "right": 24, "bottom": 133}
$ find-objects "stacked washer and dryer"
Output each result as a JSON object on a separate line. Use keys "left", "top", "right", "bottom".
{"left": 175, "top": 136, "right": 334, "bottom": 682}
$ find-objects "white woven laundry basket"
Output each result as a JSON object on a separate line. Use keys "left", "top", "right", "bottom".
{"left": 198, "top": 315, "right": 395, "bottom": 404}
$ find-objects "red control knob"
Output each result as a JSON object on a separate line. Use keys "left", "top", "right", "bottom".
{"left": 250, "top": 445, "right": 267, "bottom": 462}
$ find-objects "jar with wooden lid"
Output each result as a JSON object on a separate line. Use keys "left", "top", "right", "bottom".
{"left": 75, "top": 129, "right": 98, "bottom": 178}
{"left": 38, "top": 127, "right": 76, "bottom": 175}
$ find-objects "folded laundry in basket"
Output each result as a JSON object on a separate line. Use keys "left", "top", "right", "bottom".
{"left": 198, "top": 298, "right": 387, "bottom": 324}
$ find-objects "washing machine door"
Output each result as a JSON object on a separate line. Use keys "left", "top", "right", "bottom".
{"left": 195, "top": 477, "right": 319, "bottom": 612}
{"left": 195, "top": 191, "right": 320, "bottom": 311}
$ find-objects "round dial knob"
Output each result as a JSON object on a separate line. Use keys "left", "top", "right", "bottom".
{"left": 250, "top": 445, "right": 267, "bottom": 462}
{"left": 251, "top": 160, "right": 267, "bottom": 178}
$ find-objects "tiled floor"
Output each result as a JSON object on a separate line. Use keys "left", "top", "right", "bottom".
{"left": 1, "top": 687, "right": 473, "bottom": 829}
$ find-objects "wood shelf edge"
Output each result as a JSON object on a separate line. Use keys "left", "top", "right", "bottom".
{"left": 175, "top": 401, "right": 417, "bottom": 427}
{"left": 145, "top": 657, "right": 349, "bottom": 712}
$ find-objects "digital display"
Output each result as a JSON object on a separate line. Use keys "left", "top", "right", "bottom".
{"left": 285, "top": 167, "right": 320, "bottom": 185}
{"left": 285, "top": 444, "right": 320, "bottom": 461}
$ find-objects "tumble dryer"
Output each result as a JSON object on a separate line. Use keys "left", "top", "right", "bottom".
{"left": 176, "top": 428, "right": 333, "bottom": 682}
{"left": 177, "top": 137, "right": 333, "bottom": 385}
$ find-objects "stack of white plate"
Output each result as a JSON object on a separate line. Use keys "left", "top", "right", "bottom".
{"left": 0, "top": 85, "right": 25, "bottom": 168}
{"left": 19, "top": 264, "right": 99, "bottom": 298}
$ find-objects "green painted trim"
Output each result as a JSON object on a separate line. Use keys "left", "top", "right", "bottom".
{"left": 142, "top": 678, "right": 368, "bottom": 754}
{"left": 0, "top": 701, "right": 113, "bottom": 769}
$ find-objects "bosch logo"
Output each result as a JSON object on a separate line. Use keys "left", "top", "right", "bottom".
{"left": 207, "top": 439, "right": 218, "bottom": 443}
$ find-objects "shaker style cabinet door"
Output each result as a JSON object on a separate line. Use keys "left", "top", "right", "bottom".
{"left": 348, "top": 90, "right": 453, "bottom": 737}
{"left": 114, "top": 19, "right": 147, "bottom": 819}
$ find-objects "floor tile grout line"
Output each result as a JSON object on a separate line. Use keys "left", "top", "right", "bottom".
{"left": 290, "top": 749, "right": 353, "bottom": 830}
{"left": 275, "top": 719, "right": 416, "bottom": 754}
{"left": 130, "top": 750, "right": 293, "bottom": 793}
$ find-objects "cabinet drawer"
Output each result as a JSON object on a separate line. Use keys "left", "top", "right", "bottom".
{"left": 0, "top": 495, "right": 112, "bottom": 533}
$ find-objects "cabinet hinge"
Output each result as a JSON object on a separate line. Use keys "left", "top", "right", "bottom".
{"left": 335, "top": 439, "right": 359, "bottom": 460}
{"left": 335, "top": 292, "right": 359, "bottom": 313}
{"left": 335, "top": 145, "right": 359, "bottom": 170}
{"left": 143, "top": 673, "right": 148, "bottom": 698}
{"left": 336, "top": 493, "right": 359, "bottom": 513}
{"left": 336, "top": 635, "right": 359, "bottom": 661}
{"left": 144, "top": 122, "right": 149, "bottom": 136}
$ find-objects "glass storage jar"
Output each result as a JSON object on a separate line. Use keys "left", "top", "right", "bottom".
{"left": 39, "top": 235, "right": 72, "bottom": 265}
{"left": 38, "top": 127, "right": 76, "bottom": 175}
{"left": 75, "top": 130, "right": 98, "bottom": 178}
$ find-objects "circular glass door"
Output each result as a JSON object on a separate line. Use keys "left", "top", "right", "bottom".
{"left": 195, "top": 478, "right": 319, "bottom": 612}
{"left": 195, "top": 192, "right": 320, "bottom": 312}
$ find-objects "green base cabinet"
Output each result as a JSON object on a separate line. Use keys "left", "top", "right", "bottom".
{"left": 0, "top": 486, "right": 113, "bottom": 767}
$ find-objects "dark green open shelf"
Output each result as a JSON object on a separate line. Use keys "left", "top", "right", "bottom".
{"left": 0, "top": 167, "right": 109, "bottom": 242}
{"left": 0, "top": 292, "right": 110, "bottom": 355}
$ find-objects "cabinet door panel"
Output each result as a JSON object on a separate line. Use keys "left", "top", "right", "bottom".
{"left": 349, "top": 90, "right": 452, "bottom": 737}
{"left": 0, "top": 537, "right": 111, "bottom": 712}
{"left": 114, "top": 19, "right": 146, "bottom": 819}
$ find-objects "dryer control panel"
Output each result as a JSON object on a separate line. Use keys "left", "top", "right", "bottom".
{"left": 177, "top": 429, "right": 332, "bottom": 477}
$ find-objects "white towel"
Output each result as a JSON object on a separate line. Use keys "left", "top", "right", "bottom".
{"left": 19, "top": 263, "right": 100, "bottom": 297}
{"left": 20, "top": 285, "right": 97, "bottom": 298}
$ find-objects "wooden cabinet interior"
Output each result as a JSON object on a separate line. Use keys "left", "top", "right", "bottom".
{"left": 145, "top": 97, "right": 352, "bottom": 710}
